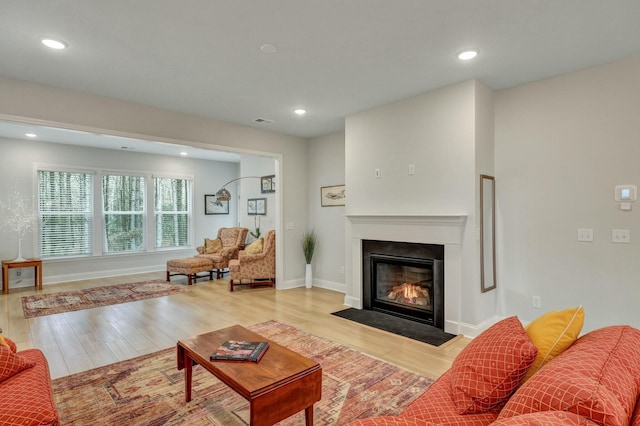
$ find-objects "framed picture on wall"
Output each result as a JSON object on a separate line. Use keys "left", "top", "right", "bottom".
{"left": 261, "top": 175, "right": 275, "bottom": 193}
{"left": 248, "top": 197, "right": 267, "bottom": 215}
{"left": 205, "top": 195, "right": 229, "bottom": 215}
{"left": 321, "top": 184, "right": 346, "bottom": 207}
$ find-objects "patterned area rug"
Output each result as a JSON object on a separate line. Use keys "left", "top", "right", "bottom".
{"left": 22, "top": 280, "right": 189, "bottom": 318}
{"left": 52, "top": 320, "right": 434, "bottom": 425}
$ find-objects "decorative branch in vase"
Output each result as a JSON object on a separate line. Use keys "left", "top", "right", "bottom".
{"left": 249, "top": 216, "right": 261, "bottom": 240}
{"left": 0, "top": 188, "right": 38, "bottom": 262}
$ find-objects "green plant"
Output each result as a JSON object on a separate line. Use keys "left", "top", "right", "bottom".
{"left": 301, "top": 230, "right": 317, "bottom": 264}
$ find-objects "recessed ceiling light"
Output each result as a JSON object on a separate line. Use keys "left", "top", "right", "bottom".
{"left": 294, "top": 108, "right": 307, "bottom": 116}
{"left": 260, "top": 43, "right": 278, "bottom": 54}
{"left": 41, "top": 37, "right": 68, "bottom": 50}
{"left": 457, "top": 49, "right": 478, "bottom": 60}
{"left": 25, "top": 133, "right": 37, "bottom": 138}
{"left": 180, "top": 152, "right": 188, "bottom": 156}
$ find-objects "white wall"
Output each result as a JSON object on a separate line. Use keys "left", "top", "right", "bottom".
{"left": 0, "top": 76, "right": 308, "bottom": 284}
{"left": 0, "top": 138, "right": 238, "bottom": 285}
{"left": 307, "top": 132, "right": 346, "bottom": 292}
{"left": 495, "top": 57, "right": 640, "bottom": 332}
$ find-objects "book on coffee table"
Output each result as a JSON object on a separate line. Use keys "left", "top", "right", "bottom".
{"left": 210, "top": 340, "right": 269, "bottom": 362}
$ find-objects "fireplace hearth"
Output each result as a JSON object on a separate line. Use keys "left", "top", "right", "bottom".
{"left": 362, "top": 240, "right": 444, "bottom": 329}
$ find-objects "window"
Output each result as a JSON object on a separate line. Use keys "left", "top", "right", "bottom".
{"left": 102, "top": 174, "right": 145, "bottom": 253}
{"left": 37, "top": 167, "right": 193, "bottom": 259}
{"left": 38, "top": 170, "right": 94, "bottom": 258}
{"left": 154, "top": 177, "right": 190, "bottom": 248}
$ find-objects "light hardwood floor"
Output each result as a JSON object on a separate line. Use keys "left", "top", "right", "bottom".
{"left": 1, "top": 271, "right": 469, "bottom": 380}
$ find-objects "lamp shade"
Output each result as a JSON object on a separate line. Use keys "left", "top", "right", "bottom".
{"left": 215, "top": 187, "right": 232, "bottom": 202}
{"left": 214, "top": 176, "right": 262, "bottom": 202}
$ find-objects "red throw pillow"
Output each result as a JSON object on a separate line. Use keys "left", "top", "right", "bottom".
{"left": 0, "top": 344, "right": 35, "bottom": 383}
{"left": 450, "top": 316, "right": 538, "bottom": 414}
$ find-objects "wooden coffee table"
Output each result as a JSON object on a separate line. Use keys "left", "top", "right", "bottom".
{"left": 177, "top": 324, "right": 322, "bottom": 426}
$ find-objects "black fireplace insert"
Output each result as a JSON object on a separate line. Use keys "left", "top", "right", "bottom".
{"left": 362, "top": 240, "right": 444, "bottom": 329}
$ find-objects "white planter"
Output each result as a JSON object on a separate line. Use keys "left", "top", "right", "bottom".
{"left": 305, "top": 264, "right": 313, "bottom": 288}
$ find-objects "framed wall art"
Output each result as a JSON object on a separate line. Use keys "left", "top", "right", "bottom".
{"left": 205, "top": 195, "right": 229, "bottom": 215}
{"left": 248, "top": 197, "right": 267, "bottom": 215}
{"left": 321, "top": 184, "right": 346, "bottom": 207}
{"left": 261, "top": 175, "right": 275, "bottom": 193}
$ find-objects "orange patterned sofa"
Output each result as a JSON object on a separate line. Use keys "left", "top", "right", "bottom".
{"left": 0, "top": 337, "right": 59, "bottom": 425}
{"left": 347, "top": 317, "right": 640, "bottom": 426}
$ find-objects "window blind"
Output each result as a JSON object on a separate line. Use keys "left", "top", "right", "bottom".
{"left": 38, "top": 170, "right": 93, "bottom": 258}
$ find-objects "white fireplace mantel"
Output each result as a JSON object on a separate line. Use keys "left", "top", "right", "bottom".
{"left": 345, "top": 213, "right": 468, "bottom": 335}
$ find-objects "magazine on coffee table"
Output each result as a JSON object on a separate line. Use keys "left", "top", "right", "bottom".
{"left": 210, "top": 340, "right": 269, "bottom": 362}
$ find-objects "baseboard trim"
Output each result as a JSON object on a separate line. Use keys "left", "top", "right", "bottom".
{"left": 280, "top": 278, "right": 346, "bottom": 293}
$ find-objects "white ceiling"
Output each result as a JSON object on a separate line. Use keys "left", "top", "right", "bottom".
{"left": 0, "top": 0, "right": 639, "bottom": 150}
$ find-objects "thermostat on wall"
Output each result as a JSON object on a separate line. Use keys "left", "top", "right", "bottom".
{"left": 615, "top": 185, "right": 637, "bottom": 202}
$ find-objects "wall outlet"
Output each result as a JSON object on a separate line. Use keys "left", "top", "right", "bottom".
{"left": 577, "top": 228, "right": 593, "bottom": 242}
{"left": 16, "top": 269, "right": 21, "bottom": 276}
{"left": 408, "top": 164, "right": 415, "bottom": 175}
{"left": 339, "top": 266, "right": 345, "bottom": 274}
{"left": 532, "top": 296, "right": 541, "bottom": 308}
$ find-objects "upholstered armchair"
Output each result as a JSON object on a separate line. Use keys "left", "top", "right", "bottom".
{"left": 228, "top": 229, "right": 275, "bottom": 291}
{"left": 196, "top": 227, "right": 248, "bottom": 278}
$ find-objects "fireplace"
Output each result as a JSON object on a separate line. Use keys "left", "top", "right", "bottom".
{"left": 362, "top": 239, "right": 444, "bottom": 329}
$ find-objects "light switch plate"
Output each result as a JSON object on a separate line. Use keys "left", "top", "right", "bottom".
{"left": 612, "top": 229, "right": 630, "bottom": 243}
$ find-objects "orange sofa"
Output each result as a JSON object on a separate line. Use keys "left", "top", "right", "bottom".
{"left": 0, "top": 337, "right": 59, "bottom": 425}
{"left": 348, "top": 320, "right": 640, "bottom": 426}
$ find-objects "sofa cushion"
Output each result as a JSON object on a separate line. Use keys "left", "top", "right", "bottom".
{"left": 399, "top": 370, "right": 500, "bottom": 425}
{"left": 0, "top": 344, "right": 35, "bottom": 383}
{"left": 450, "top": 316, "right": 537, "bottom": 414}
{"left": 498, "top": 325, "right": 640, "bottom": 426}
{"left": 523, "top": 305, "right": 584, "bottom": 382}
{"left": 0, "top": 348, "right": 59, "bottom": 425}
{"left": 345, "top": 418, "right": 436, "bottom": 425}
{"left": 204, "top": 237, "right": 222, "bottom": 254}
{"left": 491, "top": 411, "right": 598, "bottom": 425}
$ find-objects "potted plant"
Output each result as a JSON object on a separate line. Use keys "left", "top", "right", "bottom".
{"left": 301, "top": 230, "right": 317, "bottom": 288}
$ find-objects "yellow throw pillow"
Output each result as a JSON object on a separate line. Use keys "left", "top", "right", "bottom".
{"left": 204, "top": 238, "right": 222, "bottom": 254}
{"left": 245, "top": 238, "right": 264, "bottom": 255}
{"left": 523, "top": 305, "right": 584, "bottom": 382}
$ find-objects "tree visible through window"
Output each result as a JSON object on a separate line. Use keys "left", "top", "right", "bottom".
{"left": 155, "top": 177, "right": 190, "bottom": 248}
{"left": 103, "top": 174, "right": 145, "bottom": 253}
{"left": 38, "top": 170, "right": 93, "bottom": 258}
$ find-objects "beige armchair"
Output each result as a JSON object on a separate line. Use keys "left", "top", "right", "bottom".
{"left": 228, "top": 230, "right": 275, "bottom": 291}
{"left": 196, "top": 227, "right": 248, "bottom": 278}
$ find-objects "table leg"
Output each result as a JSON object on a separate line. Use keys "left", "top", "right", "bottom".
{"left": 184, "top": 350, "right": 193, "bottom": 402}
{"left": 2, "top": 265, "right": 8, "bottom": 294}
{"left": 305, "top": 405, "right": 313, "bottom": 425}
